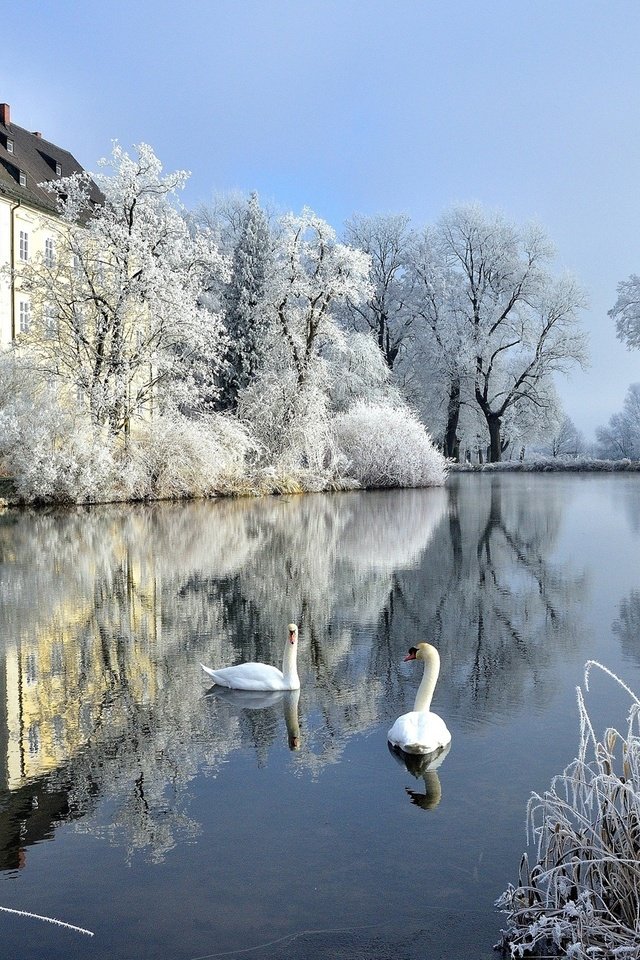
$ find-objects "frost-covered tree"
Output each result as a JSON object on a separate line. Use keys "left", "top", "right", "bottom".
{"left": 269, "top": 208, "right": 372, "bottom": 387}
{"left": 609, "top": 274, "right": 640, "bottom": 349}
{"left": 436, "top": 204, "right": 588, "bottom": 462}
{"left": 190, "top": 189, "right": 278, "bottom": 255}
{"left": 402, "top": 227, "right": 473, "bottom": 459}
{"left": 341, "top": 213, "right": 415, "bottom": 368}
{"left": 595, "top": 382, "right": 640, "bottom": 460}
{"left": 238, "top": 209, "right": 372, "bottom": 472}
{"left": 547, "top": 414, "right": 585, "bottom": 458}
{"left": 324, "top": 332, "right": 400, "bottom": 413}
{"left": 219, "top": 193, "right": 272, "bottom": 411}
{"left": 15, "top": 142, "right": 228, "bottom": 437}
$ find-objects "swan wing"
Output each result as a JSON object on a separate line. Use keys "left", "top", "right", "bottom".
{"left": 388, "top": 710, "right": 451, "bottom": 755}
{"left": 200, "top": 662, "right": 287, "bottom": 691}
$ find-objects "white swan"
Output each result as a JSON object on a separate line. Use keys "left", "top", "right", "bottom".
{"left": 200, "top": 624, "right": 300, "bottom": 691}
{"left": 387, "top": 642, "right": 451, "bottom": 755}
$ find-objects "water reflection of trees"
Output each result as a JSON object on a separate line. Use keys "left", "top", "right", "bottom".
{"left": 612, "top": 590, "right": 640, "bottom": 664}
{"left": 617, "top": 476, "right": 640, "bottom": 534}
{"left": 0, "top": 490, "right": 448, "bottom": 863}
{"left": 0, "top": 479, "right": 590, "bottom": 865}
{"left": 385, "top": 476, "right": 587, "bottom": 721}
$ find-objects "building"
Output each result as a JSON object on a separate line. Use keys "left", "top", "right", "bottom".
{"left": 0, "top": 101, "right": 98, "bottom": 347}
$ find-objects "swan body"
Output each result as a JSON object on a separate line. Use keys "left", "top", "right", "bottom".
{"left": 388, "top": 643, "right": 451, "bottom": 755}
{"left": 200, "top": 624, "right": 300, "bottom": 691}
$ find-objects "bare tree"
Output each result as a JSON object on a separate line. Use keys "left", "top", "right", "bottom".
{"left": 341, "top": 213, "right": 415, "bottom": 368}
{"left": 548, "top": 415, "right": 585, "bottom": 458}
{"left": 595, "top": 382, "right": 640, "bottom": 459}
{"left": 437, "top": 205, "right": 588, "bottom": 462}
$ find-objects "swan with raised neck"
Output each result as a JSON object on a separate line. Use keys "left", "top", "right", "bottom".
{"left": 200, "top": 624, "right": 300, "bottom": 691}
{"left": 387, "top": 642, "right": 451, "bottom": 755}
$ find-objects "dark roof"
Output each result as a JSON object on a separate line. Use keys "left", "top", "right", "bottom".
{"left": 0, "top": 114, "right": 102, "bottom": 215}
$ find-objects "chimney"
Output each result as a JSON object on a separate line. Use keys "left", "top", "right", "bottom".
{"left": 0, "top": 103, "right": 10, "bottom": 126}
{"left": 32, "top": 131, "right": 42, "bottom": 138}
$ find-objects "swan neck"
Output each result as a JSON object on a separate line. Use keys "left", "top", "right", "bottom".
{"left": 282, "top": 640, "right": 299, "bottom": 684}
{"left": 413, "top": 647, "right": 440, "bottom": 712}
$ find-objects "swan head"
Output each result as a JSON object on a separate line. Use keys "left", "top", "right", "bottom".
{"left": 403, "top": 642, "right": 438, "bottom": 663}
{"left": 288, "top": 623, "right": 298, "bottom": 645}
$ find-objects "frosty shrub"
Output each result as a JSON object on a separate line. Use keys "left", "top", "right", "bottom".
{"left": 237, "top": 358, "right": 344, "bottom": 484}
{"left": 0, "top": 389, "right": 116, "bottom": 503}
{"left": 0, "top": 382, "right": 257, "bottom": 503}
{"left": 118, "top": 412, "right": 257, "bottom": 500}
{"left": 497, "top": 662, "right": 640, "bottom": 959}
{"left": 333, "top": 401, "right": 448, "bottom": 487}
{"left": 324, "top": 332, "right": 401, "bottom": 413}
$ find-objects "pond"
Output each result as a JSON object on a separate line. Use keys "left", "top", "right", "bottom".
{"left": 1, "top": 473, "right": 640, "bottom": 960}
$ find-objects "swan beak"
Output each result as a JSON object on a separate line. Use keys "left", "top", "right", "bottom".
{"left": 289, "top": 631, "right": 297, "bottom": 644}
{"left": 403, "top": 648, "right": 418, "bottom": 661}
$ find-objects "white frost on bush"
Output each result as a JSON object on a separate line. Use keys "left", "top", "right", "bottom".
{"left": 237, "top": 357, "right": 343, "bottom": 477}
{"left": 118, "top": 412, "right": 257, "bottom": 500}
{"left": 0, "top": 389, "right": 116, "bottom": 503}
{"left": 0, "top": 386, "right": 256, "bottom": 503}
{"left": 333, "top": 401, "right": 448, "bottom": 488}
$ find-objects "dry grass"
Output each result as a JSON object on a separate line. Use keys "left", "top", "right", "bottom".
{"left": 496, "top": 661, "right": 640, "bottom": 959}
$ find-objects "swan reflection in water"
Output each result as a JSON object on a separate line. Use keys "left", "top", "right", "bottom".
{"left": 204, "top": 686, "right": 301, "bottom": 751}
{"left": 388, "top": 741, "right": 451, "bottom": 810}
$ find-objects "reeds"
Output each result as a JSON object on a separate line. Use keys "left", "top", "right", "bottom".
{"left": 496, "top": 661, "right": 640, "bottom": 958}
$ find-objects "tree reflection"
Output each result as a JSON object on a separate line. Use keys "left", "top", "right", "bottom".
{"left": 0, "top": 478, "right": 588, "bottom": 866}
{"left": 384, "top": 476, "right": 587, "bottom": 721}
{"left": 0, "top": 490, "right": 447, "bottom": 863}
{"left": 612, "top": 590, "right": 640, "bottom": 663}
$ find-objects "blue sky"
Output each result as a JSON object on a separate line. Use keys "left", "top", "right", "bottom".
{"left": 3, "top": 0, "right": 640, "bottom": 439}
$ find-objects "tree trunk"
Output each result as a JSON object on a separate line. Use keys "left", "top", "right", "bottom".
{"left": 444, "top": 378, "right": 461, "bottom": 461}
{"left": 487, "top": 414, "right": 502, "bottom": 462}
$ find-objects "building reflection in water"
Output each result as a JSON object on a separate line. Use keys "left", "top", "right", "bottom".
{"left": 0, "top": 479, "right": 588, "bottom": 865}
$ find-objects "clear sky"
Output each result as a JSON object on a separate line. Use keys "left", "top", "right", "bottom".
{"left": 3, "top": 0, "right": 639, "bottom": 440}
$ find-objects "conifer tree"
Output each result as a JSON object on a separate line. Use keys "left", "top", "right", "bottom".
{"left": 220, "top": 193, "right": 272, "bottom": 410}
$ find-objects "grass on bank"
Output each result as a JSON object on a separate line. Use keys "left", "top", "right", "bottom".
{"left": 497, "top": 662, "right": 640, "bottom": 959}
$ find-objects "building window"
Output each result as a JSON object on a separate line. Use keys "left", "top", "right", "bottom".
{"left": 6, "top": 138, "right": 13, "bottom": 153}
{"left": 19, "top": 171, "right": 26, "bottom": 187}
{"left": 44, "top": 237, "right": 54, "bottom": 267}
{"left": 55, "top": 161, "right": 61, "bottom": 176}
{"left": 19, "top": 300, "right": 31, "bottom": 333}
{"left": 19, "top": 229, "right": 29, "bottom": 261}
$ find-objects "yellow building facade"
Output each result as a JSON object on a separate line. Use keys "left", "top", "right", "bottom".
{"left": 0, "top": 101, "right": 95, "bottom": 347}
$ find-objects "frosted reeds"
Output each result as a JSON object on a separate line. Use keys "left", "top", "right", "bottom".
{"left": 497, "top": 661, "right": 640, "bottom": 958}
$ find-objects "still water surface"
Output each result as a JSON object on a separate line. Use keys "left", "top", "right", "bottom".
{"left": 1, "top": 474, "right": 640, "bottom": 959}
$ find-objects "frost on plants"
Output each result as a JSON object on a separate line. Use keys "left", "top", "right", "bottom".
{"left": 333, "top": 401, "right": 448, "bottom": 488}
{"left": 0, "top": 382, "right": 257, "bottom": 503}
{"left": 496, "top": 661, "right": 640, "bottom": 959}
